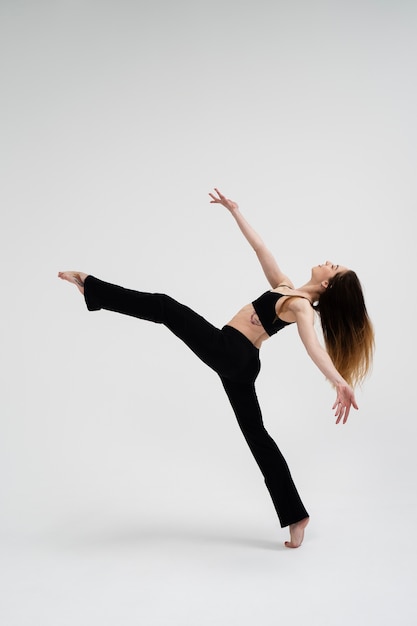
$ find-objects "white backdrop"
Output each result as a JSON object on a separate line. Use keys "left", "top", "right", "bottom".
{"left": 1, "top": 1, "right": 416, "bottom": 625}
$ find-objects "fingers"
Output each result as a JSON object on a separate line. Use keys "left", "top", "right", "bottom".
{"left": 334, "top": 404, "right": 343, "bottom": 424}
{"left": 334, "top": 403, "right": 354, "bottom": 424}
{"left": 333, "top": 400, "right": 350, "bottom": 424}
{"left": 209, "top": 188, "right": 228, "bottom": 205}
{"left": 209, "top": 188, "right": 224, "bottom": 199}
{"left": 332, "top": 386, "right": 358, "bottom": 424}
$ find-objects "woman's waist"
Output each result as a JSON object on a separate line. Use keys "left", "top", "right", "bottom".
{"left": 224, "top": 309, "right": 269, "bottom": 349}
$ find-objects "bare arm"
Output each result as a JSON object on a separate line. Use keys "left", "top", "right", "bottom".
{"left": 209, "top": 188, "right": 293, "bottom": 289}
{"left": 291, "top": 299, "right": 359, "bottom": 424}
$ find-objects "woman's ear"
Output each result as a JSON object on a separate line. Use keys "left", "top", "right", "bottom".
{"left": 321, "top": 280, "right": 329, "bottom": 290}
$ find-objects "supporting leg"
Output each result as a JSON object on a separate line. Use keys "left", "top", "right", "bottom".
{"left": 220, "top": 376, "right": 309, "bottom": 532}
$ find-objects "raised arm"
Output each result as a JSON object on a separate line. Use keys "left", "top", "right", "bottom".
{"left": 290, "top": 299, "right": 359, "bottom": 424}
{"left": 209, "top": 188, "right": 293, "bottom": 289}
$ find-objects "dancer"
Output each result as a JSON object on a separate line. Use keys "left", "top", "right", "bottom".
{"left": 58, "top": 188, "right": 374, "bottom": 548}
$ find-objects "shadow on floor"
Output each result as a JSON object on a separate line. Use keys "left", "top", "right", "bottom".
{"left": 48, "top": 520, "right": 285, "bottom": 553}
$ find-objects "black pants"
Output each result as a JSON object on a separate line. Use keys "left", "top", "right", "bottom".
{"left": 84, "top": 276, "right": 308, "bottom": 527}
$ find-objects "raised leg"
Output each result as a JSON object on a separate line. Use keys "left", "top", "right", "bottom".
{"left": 69, "top": 275, "right": 260, "bottom": 383}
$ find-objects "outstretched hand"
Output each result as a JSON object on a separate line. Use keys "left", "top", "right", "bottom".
{"left": 209, "top": 188, "right": 239, "bottom": 213}
{"left": 332, "top": 383, "right": 358, "bottom": 424}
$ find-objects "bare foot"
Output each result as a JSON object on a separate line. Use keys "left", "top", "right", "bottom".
{"left": 285, "top": 517, "right": 309, "bottom": 549}
{"left": 58, "top": 271, "right": 88, "bottom": 295}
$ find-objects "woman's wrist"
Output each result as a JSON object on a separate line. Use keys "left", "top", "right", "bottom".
{"left": 335, "top": 379, "right": 349, "bottom": 389}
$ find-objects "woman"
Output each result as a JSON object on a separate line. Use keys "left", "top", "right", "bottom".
{"left": 58, "top": 188, "right": 374, "bottom": 548}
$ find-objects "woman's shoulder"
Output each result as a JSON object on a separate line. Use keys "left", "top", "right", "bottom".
{"left": 271, "top": 284, "right": 311, "bottom": 303}
{"left": 286, "top": 295, "right": 314, "bottom": 312}
{"left": 275, "top": 289, "right": 314, "bottom": 317}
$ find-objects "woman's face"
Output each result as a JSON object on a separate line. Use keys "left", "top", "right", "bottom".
{"left": 312, "top": 260, "right": 349, "bottom": 282}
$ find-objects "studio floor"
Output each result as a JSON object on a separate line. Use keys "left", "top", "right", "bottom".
{"left": 1, "top": 492, "right": 415, "bottom": 626}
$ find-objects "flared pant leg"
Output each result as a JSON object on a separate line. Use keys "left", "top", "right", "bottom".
{"left": 84, "top": 275, "right": 234, "bottom": 376}
{"left": 220, "top": 377, "right": 308, "bottom": 527}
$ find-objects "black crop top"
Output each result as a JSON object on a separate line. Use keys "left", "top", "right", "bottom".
{"left": 251, "top": 290, "right": 293, "bottom": 336}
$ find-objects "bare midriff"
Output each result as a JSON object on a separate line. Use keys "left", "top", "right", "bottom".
{"left": 225, "top": 304, "right": 270, "bottom": 349}
{"left": 225, "top": 290, "right": 303, "bottom": 349}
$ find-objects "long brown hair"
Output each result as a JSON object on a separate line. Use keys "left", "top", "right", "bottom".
{"left": 315, "top": 270, "right": 374, "bottom": 388}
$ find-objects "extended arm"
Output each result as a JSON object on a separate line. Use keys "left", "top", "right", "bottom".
{"left": 292, "top": 300, "right": 358, "bottom": 423}
{"left": 209, "top": 188, "right": 293, "bottom": 289}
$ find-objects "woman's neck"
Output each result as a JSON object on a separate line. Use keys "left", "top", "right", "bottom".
{"left": 295, "top": 282, "right": 322, "bottom": 303}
